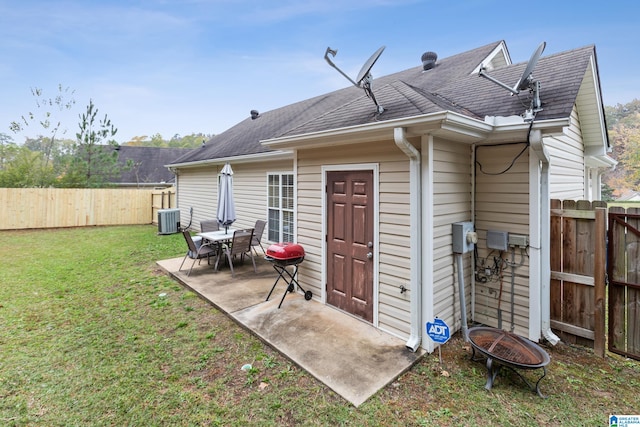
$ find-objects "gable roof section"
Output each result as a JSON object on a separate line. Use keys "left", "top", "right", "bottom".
{"left": 449, "top": 45, "right": 596, "bottom": 121}
{"left": 170, "top": 41, "right": 603, "bottom": 166}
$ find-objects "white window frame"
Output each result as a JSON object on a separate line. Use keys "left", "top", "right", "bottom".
{"left": 267, "top": 171, "right": 295, "bottom": 243}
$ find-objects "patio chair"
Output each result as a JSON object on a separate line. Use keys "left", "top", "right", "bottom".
{"left": 251, "top": 219, "right": 267, "bottom": 256}
{"left": 179, "top": 229, "right": 218, "bottom": 276}
{"left": 200, "top": 219, "right": 219, "bottom": 232}
{"left": 198, "top": 219, "right": 221, "bottom": 251}
{"left": 218, "top": 229, "right": 256, "bottom": 278}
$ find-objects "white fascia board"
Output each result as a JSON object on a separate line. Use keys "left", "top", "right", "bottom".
{"left": 588, "top": 55, "right": 610, "bottom": 150}
{"left": 166, "top": 150, "right": 293, "bottom": 170}
{"left": 585, "top": 153, "right": 617, "bottom": 168}
{"left": 261, "top": 111, "right": 493, "bottom": 150}
{"left": 582, "top": 140, "right": 617, "bottom": 169}
{"left": 479, "top": 117, "right": 571, "bottom": 144}
{"left": 261, "top": 112, "right": 573, "bottom": 152}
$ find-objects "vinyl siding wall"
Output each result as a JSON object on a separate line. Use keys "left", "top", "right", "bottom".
{"left": 296, "top": 139, "right": 413, "bottom": 340}
{"left": 473, "top": 142, "right": 531, "bottom": 337}
{"left": 547, "top": 106, "right": 586, "bottom": 200}
{"left": 176, "top": 159, "right": 293, "bottom": 242}
{"left": 430, "top": 139, "right": 473, "bottom": 335}
{"left": 176, "top": 166, "right": 218, "bottom": 230}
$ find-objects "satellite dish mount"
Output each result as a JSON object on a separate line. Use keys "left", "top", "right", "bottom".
{"left": 324, "top": 46, "right": 386, "bottom": 114}
{"left": 478, "top": 42, "right": 546, "bottom": 121}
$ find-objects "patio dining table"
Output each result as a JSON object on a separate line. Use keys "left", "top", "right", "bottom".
{"left": 197, "top": 229, "right": 236, "bottom": 271}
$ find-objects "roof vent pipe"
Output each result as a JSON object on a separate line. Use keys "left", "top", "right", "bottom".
{"left": 250, "top": 110, "right": 260, "bottom": 120}
{"left": 421, "top": 51, "right": 437, "bottom": 71}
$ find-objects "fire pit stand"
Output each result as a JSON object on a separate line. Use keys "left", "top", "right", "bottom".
{"left": 468, "top": 327, "right": 550, "bottom": 398}
{"left": 264, "top": 243, "right": 312, "bottom": 309}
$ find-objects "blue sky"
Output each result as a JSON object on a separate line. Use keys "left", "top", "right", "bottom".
{"left": 2, "top": 0, "right": 639, "bottom": 144}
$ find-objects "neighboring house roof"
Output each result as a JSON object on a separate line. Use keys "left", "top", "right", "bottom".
{"left": 112, "top": 146, "right": 192, "bottom": 186}
{"left": 170, "top": 40, "right": 606, "bottom": 167}
{"left": 616, "top": 191, "right": 640, "bottom": 201}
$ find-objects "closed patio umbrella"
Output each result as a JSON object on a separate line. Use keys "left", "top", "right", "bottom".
{"left": 217, "top": 163, "right": 236, "bottom": 233}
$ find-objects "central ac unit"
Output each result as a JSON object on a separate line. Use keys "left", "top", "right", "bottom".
{"left": 158, "top": 208, "right": 180, "bottom": 235}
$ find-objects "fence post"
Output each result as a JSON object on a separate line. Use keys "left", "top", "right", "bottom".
{"left": 594, "top": 207, "right": 606, "bottom": 357}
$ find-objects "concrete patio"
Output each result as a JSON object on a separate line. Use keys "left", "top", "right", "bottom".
{"left": 156, "top": 254, "right": 425, "bottom": 407}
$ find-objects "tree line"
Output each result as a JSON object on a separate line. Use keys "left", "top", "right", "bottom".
{"left": 603, "top": 99, "right": 640, "bottom": 198}
{"left": 1, "top": 85, "right": 212, "bottom": 188}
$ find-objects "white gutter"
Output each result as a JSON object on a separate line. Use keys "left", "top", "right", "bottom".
{"left": 167, "top": 150, "right": 293, "bottom": 170}
{"left": 263, "top": 111, "right": 493, "bottom": 149}
{"left": 529, "top": 130, "right": 560, "bottom": 345}
{"left": 394, "top": 127, "right": 422, "bottom": 352}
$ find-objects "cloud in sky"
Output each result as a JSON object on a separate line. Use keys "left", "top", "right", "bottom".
{"left": 2, "top": 1, "right": 639, "bottom": 143}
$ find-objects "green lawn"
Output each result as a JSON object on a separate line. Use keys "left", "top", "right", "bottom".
{"left": 1, "top": 225, "right": 638, "bottom": 426}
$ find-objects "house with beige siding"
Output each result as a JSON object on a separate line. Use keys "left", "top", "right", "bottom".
{"left": 168, "top": 40, "right": 615, "bottom": 352}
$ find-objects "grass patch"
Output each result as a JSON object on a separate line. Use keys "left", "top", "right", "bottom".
{"left": 1, "top": 225, "right": 639, "bottom": 426}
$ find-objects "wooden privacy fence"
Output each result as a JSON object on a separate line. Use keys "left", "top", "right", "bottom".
{"left": 0, "top": 187, "right": 174, "bottom": 230}
{"left": 550, "top": 199, "right": 607, "bottom": 357}
{"left": 608, "top": 206, "right": 640, "bottom": 360}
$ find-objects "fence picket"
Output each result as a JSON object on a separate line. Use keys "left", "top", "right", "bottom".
{"left": 550, "top": 199, "right": 563, "bottom": 323}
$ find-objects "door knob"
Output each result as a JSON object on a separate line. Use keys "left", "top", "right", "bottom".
{"left": 367, "top": 252, "right": 373, "bottom": 259}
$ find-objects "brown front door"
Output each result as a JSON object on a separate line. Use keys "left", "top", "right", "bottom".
{"left": 326, "top": 170, "right": 374, "bottom": 322}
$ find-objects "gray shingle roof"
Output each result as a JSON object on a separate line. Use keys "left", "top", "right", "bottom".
{"left": 112, "top": 146, "right": 192, "bottom": 184}
{"left": 171, "top": 41, "right": 597, "bottom": 165}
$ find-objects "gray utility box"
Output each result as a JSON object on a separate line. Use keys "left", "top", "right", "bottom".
{"left": 508, "top": 234, "right": 529, "bottom": 248}
{"left": 487, "top": 230, "right": 508, "bottom": 251}
{"left": 452, "top": 221, "right": 475, "bottom": 254}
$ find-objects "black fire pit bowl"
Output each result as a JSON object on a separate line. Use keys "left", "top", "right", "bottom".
{"left": 468, "top": 326, "right": 550, "bottom": 398}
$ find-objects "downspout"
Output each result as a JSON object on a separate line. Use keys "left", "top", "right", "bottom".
{"left": 471, "top": 144, "right": 476, "bottom": 321}
{"left": 394, "top": 127, "right": 422, "bottom": 352}
{"left": 529, "top": 130, "right": 561, "bottom": 345}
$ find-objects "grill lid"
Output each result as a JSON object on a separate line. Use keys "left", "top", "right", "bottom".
{"left": 266, "top": 243, "right": 305, "bottom": 260}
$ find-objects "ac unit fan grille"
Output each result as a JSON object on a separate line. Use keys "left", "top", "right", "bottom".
{"left": 158, "top": 209, "right": 180, "bottom": 234}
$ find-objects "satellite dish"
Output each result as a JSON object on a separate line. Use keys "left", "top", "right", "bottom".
{"left": 513, "top": 42, "right": 546, "bottom": 92}
{"left": 324, "top": 45, "right": 386, "bottom": 114}
{"left": 356, "top": 46, "right": 386, "bottom": 85}
{"left": 478, "top": 41, "right": 546, "bottom": 120}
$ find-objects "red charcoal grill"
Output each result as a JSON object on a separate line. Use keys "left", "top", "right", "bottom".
{"left": 265, "top": 243, "right": 312, "bottom": 308}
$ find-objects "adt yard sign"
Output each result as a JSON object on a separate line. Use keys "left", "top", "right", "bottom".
{"left": 426, "top": 318, "right": 450, "bottom": 344}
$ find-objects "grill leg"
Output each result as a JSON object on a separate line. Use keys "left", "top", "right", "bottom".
{"left": 266, "top": 266, "right": 285, "bottom": 302}
{"left": 276, "top": 265, "right": 298, "bottom": 309}
{"left": 265, "top": 261, "right": 311, "bottom": 308}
